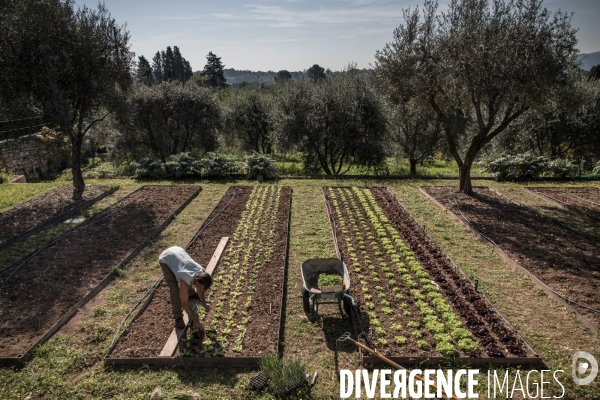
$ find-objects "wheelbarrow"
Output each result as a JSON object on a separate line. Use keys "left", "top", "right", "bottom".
{"left": 301, "top": 258, "right": 355, "bottom": 322}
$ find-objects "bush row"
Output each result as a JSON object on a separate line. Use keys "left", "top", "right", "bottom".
{"left": 479, "top": 153, "right": 585, "bottom": 181}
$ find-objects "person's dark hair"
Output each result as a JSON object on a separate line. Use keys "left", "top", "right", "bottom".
{"left": 194, "top": 271, "right": 212, "bottom": 290}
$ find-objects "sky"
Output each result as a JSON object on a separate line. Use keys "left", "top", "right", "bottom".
{"left": 77, "top": 0, "right": 600, "bottom": 73}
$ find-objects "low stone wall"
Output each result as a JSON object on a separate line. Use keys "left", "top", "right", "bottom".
{"left": 0, "top": 131, "right": 70, "bottom": 179}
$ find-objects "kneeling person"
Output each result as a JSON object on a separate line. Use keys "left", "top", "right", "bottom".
{"left": 159, "top": 246, "right": 211, "bottom": 329}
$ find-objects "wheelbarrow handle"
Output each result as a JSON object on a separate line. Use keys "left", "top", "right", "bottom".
{"left": 352, "top": 340, "right": 460, "bottom": 400}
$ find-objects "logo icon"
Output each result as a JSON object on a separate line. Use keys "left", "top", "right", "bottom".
{"left": 572, "top": 351, "right": 598, "bottom": 385}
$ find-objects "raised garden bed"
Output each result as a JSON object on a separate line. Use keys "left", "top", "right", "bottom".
{"left": 105, "top": 185, "right": 292, "bottom": 367}
{"left": 0, "top": 185, "right": 200, "bottom": 366}
{"left": 0, "top": 185, "right": 117, "bottom": 251}
{"left": 323, "top": 187, "right": 541, "bottom": 367}
{"left": 422, "top": 186, "right": 600, "bottom": 333}
{"left": 524, "top": 187, "right": 600, "bottom": 222}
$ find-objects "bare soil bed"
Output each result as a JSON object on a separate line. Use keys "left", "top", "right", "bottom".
{"left": 109, "top": 185, "right": 292, "bottom": 360}
{"left": 528, "top": 187, "right": 600, "bottom": 221}
{"left": 424, "top": 186, "right": 600, "bottom": 328}
{"left": 0, "top": 185, "right": 199, "bottom": 358}
{"left": 324, "top": 187, "right": 536, "bottom": 360}
{"left": 0, "top": 185, "right": 105, "bottom": 246}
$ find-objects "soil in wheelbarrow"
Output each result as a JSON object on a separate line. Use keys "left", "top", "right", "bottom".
{"left": 0, "top": 185, "right": 199, "bottom": 358}
{"left": 325, "top": 187, "right": 535, "bottom": 359}
{"left": 0, "top": 185, "right": 105, "bottom": 245}
{"left": 423, "top": 186, "right": 600, "bottom": 329}
{"left": 530, "top": 187, "right": 600, "bottom": 220}
{"left": 110, "top": 186, "right": 292, "bottom": 359}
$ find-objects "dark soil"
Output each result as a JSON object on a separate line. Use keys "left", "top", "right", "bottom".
{"left": 0, "top": 185, "right": 104, "bottom": 244}
{"left": 424, "top": 186, "right": 600, "bottom": 328}
{"left": 110, "top": 186, "right": 292, "bottom": 359}
{"left": 530, "top": 187, "right": 600, "bottom": 221}
{"left": 325, "top": 187, "right": 533, "bottom": 359}
{"left": 0, "top": 185, "right": 199, "bottom": 358}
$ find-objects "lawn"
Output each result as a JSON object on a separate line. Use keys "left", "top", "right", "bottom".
{"left": 0, "top": 177, "right": 599, "bottom": 399}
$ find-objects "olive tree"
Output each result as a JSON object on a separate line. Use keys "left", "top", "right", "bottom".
{"left": 272, "top": 70, "right": 386, "bottom": 175}
{"left": 224, "top": 88, "right": 273, "bottom": 154}
{"left": 0, "top": 0, "right": 133, "bottom": 198}
{"left": 374, "top": 0, "right": 578, "bottom": 193}
{"left": 387, "top": 99, "right": 442, "bottom": 175}
{"left": 119, "top": 82, "right": 219, "bottom": 161}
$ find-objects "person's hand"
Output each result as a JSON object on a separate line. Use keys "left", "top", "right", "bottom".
{"left": 193, "top": 319, "right": 203, "bottom": 329}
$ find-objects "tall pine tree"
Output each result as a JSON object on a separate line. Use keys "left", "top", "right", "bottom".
{"left": 136, "top": 55, "right": 153, "bottom": 85}
{"left": 204, "top": 51, "right": 227, "bottom": 88}
{"left": 152, "top": 52, "right": 163, "bottom": 84}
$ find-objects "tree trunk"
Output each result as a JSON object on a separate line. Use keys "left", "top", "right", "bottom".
{"left": 458, "top": 156, "right": 475, "bottom": 194}
{"left": 409, "top": 159, "right": 417, "bottom": 175}
{"left": 71, "top": 135, "right": 85, "bottom": 200}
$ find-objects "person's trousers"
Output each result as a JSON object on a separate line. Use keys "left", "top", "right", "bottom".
{"left": 160, "top": 262, "right": 196, "bottom": 320}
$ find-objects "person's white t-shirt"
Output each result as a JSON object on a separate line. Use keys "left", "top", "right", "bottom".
{"left": 159, "top": 246, "right": 205, "bottom": 286}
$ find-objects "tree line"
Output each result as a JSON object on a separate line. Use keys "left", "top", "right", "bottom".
{"left": 1, "top": 0, "right": 599, "bottom": 196}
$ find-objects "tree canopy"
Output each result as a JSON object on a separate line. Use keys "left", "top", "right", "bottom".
{"left": 374, "top": 0, "right": 578, "bottom": 193}
{"left": 306, "top": 64, "right": 326, "bottom": 82}
{"left": 0, "top": 0, "right": 134, "bottom": 197}
{"left": 272, "top": 70, "right": 386, "bottom": 175}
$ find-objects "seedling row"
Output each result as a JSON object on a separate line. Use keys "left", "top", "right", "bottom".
{"left": 324, "top": 186, "right": 539, "bottom": 363}
{"left": 106, "top": 185, "right": 291, "bottom": 365}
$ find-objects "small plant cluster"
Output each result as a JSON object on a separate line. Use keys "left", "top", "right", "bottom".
{"left": 593, "top": 161, "right": 600, "bottom": 175}
{"left": 194, "top": 186, "right": 282, "bottom": 355}
{"left": 258, "top": 354, "right": 306, "bottom": 397}
{"left": 128, "top": 152, "right": 277, "bottom": 180}
{"left": 317, "top": 273, "right": 343, "bottom": 288}
{"left": 480, "top": 153, "right": 578, "bottom": 181}
{"left": 243, "top": 152, "right": 276, "bottom": 181}
{"left": 328, "top": 186, "right": 479, "bottom": 357}
{"left": 130, "top": 152, "right": 204, "bottom": 179}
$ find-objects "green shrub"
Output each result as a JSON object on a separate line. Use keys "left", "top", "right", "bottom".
{"left": 593, "top": 161, "right": 600, "bottom": 175}
{"left": 258, "top": 354, "right": 306, "bottom": 397}
{"left": 480, "top": 153, "right": 548, "bottom": 181}
{"left": 243, "top": 152, "right": 275, "bottom": 181}
{"left": 0, "top": 171, "right": 8, "bottom": 184}
{"left": 164, "top": 152, "right": 203, "bottom": 178}
{"left": 544, "top": 159, "right": 578, "bottom": 178}
{"left": 131, "top": 157, "right": 166, "bottom": 179}
{"left": 200, "top": 152, "right": 239, "bottom": 178}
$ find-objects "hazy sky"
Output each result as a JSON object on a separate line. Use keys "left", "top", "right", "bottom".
{"left": 77, "top": 0, "right": 600, "bottom": 72}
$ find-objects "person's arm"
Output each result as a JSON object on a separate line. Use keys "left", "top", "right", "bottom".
{"left": 178, "top": 278, "right": 202, "bottom": 329}
{"left": 198, "top": 286, "right": 210, "bottom": 311}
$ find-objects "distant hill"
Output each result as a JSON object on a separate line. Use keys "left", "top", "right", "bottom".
{"left": 578, "top": 52, "right": 600, "bottom": 70}
{"left": 223, "top": 69, "right": 304, "bottom": 86}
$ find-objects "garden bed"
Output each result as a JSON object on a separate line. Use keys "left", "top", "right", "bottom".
{"left": 323, "top": 187, "right": 541, "bottom": 366}
{"left": 105, "top": 185, "right": 292, "bottom": 366}
{"left": 525, "top": 187, "right": 600, "bottom": 221}
{"left": 423, "top": 186, "right": 600, "bottom": 333}
{"left": 0, "top": 185, "right": 117, "bottom": 251}
{"left": 0, "top": 185, "right": 200, "bottom": 365}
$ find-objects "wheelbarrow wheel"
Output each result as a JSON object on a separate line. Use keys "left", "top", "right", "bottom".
{"left": 342, "top": 291, "right": 353, "bottom": 319}
{"left": 302, "top": 288, "right": 316, "bottom": 321}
